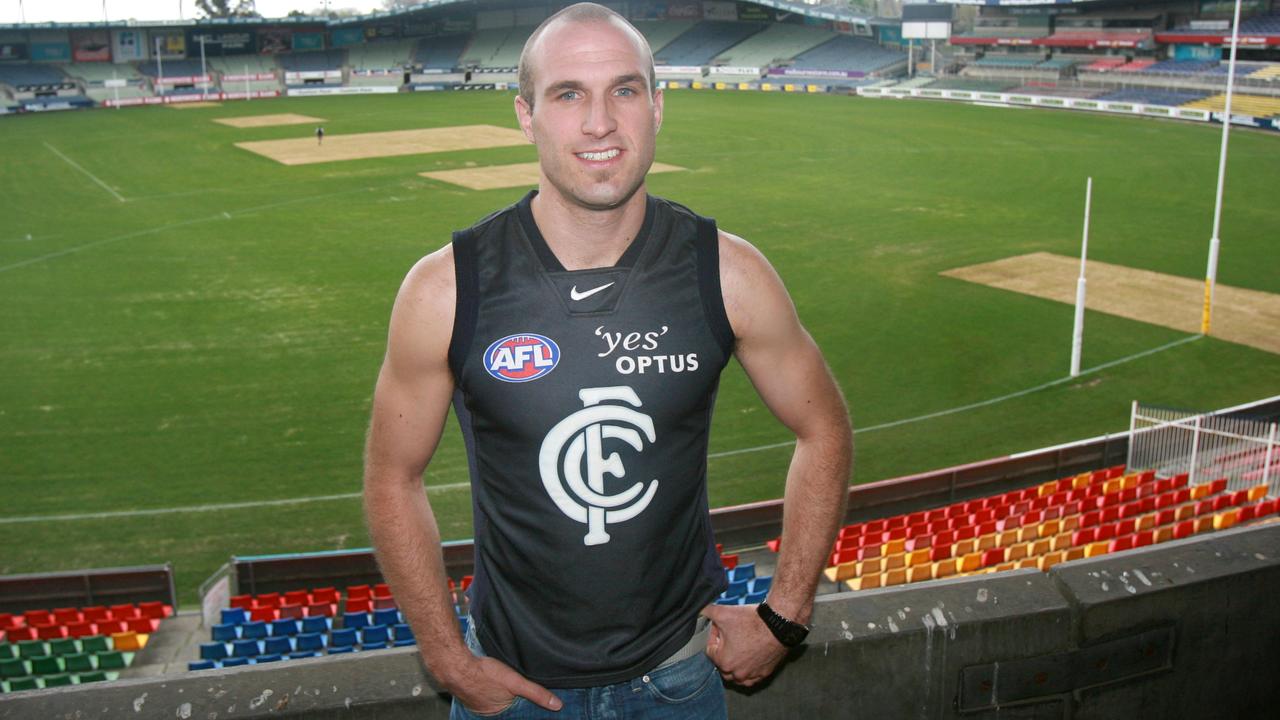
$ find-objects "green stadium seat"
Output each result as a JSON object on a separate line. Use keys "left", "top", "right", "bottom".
{"left": 63, "top": 653, "right": 95, "bottom": 673}
{"left": 80, "top": 636, "right": 110, "bottom": 653}
{"left": 16, "top": 641, "right": 47, "bottom": 659}
{"left": 7, "top": 676, "right": 38, "bottom": 691}
{"left": 77, "top": 671, "right": 108, "bottom": 683}
{"left": 49, "top": 638, "right": 79, "bottom": 656}
{"left": 41, "top": 673, "right": 73, "bottom": 687}
{"left": 95, "top": 650, "right": 127, "bottom": 670}
{"left": 0, "top": 658, "right": 28, "bottom": 678}
{"left": 30, "top": 656, "right": 62, "bottom": 675}
{"left": 0, "top": 644, "right": 15, "bottom": 660}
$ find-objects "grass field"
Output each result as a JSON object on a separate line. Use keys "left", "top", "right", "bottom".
{"left": 2, "top": 91, "right": 1278, "bottom": 607}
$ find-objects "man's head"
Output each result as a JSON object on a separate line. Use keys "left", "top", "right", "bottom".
{"left": 515, "top": 3, "right": 663, "bottom": 211}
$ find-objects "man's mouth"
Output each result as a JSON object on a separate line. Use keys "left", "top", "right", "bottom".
{"left": 576, "top": 148, "right": 621, "bottom": 161}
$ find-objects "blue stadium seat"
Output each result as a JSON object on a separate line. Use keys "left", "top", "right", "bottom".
{"left": 372, "top": 608, "right": 400, "bottom": 626}
{"left": 220, "top": 608, "right": 248, "bottom": 625}
{"left": 240, "top": 621, "right": 268, "bottom": 640}
{"left": 221, "top": 657, "right": 250, "bottom": 667}
{"left": 188, "top": 660, "right": 216, "bottom": 671}
{"left": 270, "top": 619, "right": 299, "bottom": 637}
{"left": 211, "top": 623, "right": 238, "bottom": 642}
{"left": 199, "top": 642, "right": 229, "bottom": 661}
{"left": 729, "top": 564, "right": 756, "bottom": 582}
{"left": 361, "top": 625, "right": 390, "bottom": 645}
{"left": 458, "top": 616, "right": 469, "bottom": 636}
{"left": 361, "top": 640, "right": 387, "bottom": 650}
{"left": 392, "top": 623, "right": 414, "bottom": 641}
{"left": 295, "top": 633, "right": 326, "bottom": 652}
{"left": 254, "top": 654, "right": 282, "bottom": 664}
{"left": 341, "top": 612, "right": 370, "bottom": 630}
{"left": 748, "top": 577, "right": 772, "bottom": 594}
{"left": 264, "top": 636, "right": 293, "bottom": 656}
{"left": 394, "top": 636, "right": 417, "bottom": 647}
{"left": 289, "top": 651, "right": 320, "bottom": 660}
{"left": 715, "top": 596, "right": 743, "bottom": 605}
{"left": 232, "top": 639, "right": 261, "bottom": 658}
{"left": 722, "top": 579, "right": 749, "bottom": 599}
{"left": 301, "top": 616, "right": 331, "bottom": 634}
{"left": 328, "top": 646, "right": 355, "bottom": 655}
{"left": 330, "top": 628, "right": 358, "bottom": 648}
{"left": 744, "top": 591, "right": 768, "bottom": 605}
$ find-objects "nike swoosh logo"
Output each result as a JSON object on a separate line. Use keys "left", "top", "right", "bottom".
{"left": 570, "top": 282, "right": 615, "bottom": 301}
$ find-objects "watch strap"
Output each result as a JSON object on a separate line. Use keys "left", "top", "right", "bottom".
{"left": 756, "top": 600, "right": 811, "bottom": 647}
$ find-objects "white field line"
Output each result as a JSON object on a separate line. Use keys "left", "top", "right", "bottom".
{"left": 0, "top": 334, "right": 1202, "bottom": 525}
{"left": 44, "top": 142, "right": 126, "bottom": 203}
{"left": 0, "top": 185, "right": 382, "bottom": 274}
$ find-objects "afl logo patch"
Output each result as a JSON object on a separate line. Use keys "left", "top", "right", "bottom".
{"left": 484, "top": 333, "right": 560, "bottom": 383}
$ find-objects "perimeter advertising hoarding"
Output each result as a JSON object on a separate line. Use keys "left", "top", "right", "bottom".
{"left": 71, "top": 30, "right": 111, "bottom": 62}
{"left": 703, "top": 1, "right": 737, "bottom": 21}
{"left": 736, "top": 2, "right": 772, "bottom": 22}
{"left": 332, "top": 28, "right": 364, "bottom": 47}
{"left": 0, "top": 43, "right": 26, "bottom": 60}
{"left": 29, "top": 43, "right": 71, "bottom": 61}
{"left": 113, "top": 29, "right": 146, "bottom": 61}
{"left": 667, "top": 2, "right": 704, "bottom": 20}
{"left": 154, "top": 32, "right": 186, "bottom": 59}
{"left": 188, "top": 30, "right": 256, "bottom": 55}
{"left": 365, "top": 22, "right": 398, "bottom": 39}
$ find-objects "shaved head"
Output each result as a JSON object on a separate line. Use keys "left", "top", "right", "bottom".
{"left": 518, "top": 2, "right": 656, "bottom": 110}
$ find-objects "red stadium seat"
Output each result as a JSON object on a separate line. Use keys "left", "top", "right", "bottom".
{"left": 1096, "top": 524, "right": 1117, "bottom": 542}
{"left": 95, "top": 620, "right": 125, "bottom": 635}
{"left": 23, "top": 610, "right": 52, "bottom": 626}
{"left": 36, "top": 622, "right": 67, "bottom": 640}
{"left": 53, "top": 608, "right": 83, "bottom": 625}
{"left": 0, "top": 613, "right": 18, "bottom": 630}
{"left": 720, "top": 554, "right": 738, "bottom": 570}
{"left": 284, "top": 590, "right": 311, "bottom": 606}
{"left": 1209, "top": 478, "right": 1228, "bottom": 495}
{"left": 1109, "top": 535, "right": 1134, "bottom": 553}
{"left": 128, "top": 618, "right": 159, "bottom": 634}
{"left": 312, "top": 587, "right": 339, "bottom": 604}
{"left": 306, "top": 601, "right": 337, "bottom": 618}
{"left": 278, "top": 603, "right": 305, "bottom": 620}
{"left": 229, "top": 595, "right": 254, "bottom": 610}
{"left": 980, "top": 548, "right": 1006, "bottom": 568}
{"left": 250, "top": 606, "right": 278, "bottom": 623}
{"left": 110, "top": 604, "right": 140, "bottom": 621}
{"left": 254, "top": 593, "right": 282, "bottom": 609}
{"left": 5, "top": 626, "right": 36, "bottom": 642}
{"left": 139, "top": 602, "right": 172, "bottom": 620}
{"left": 65, "top": 621, "right": 97, "bottom": 638}
{"left": 346, "top": 585, "right": 371, "bottom": 601}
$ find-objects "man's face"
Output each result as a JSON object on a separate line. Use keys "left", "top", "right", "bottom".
{"left": 515, "top": 19, "right": 663, "bottom": 212}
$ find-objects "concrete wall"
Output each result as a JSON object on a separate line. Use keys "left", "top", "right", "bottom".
{"left": 3, "top": 523, "right": 1277, "bottom": 719}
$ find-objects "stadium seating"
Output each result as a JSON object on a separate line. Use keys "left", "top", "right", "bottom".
{"left": 0, "top": 602, "right": 166, "bottom": 692}
{"left": 136, "top": 59, "right": 206, "bottom": 77}
{"left": 459, "top": 26, "right": 535, "bottom": 69}
{"left": 1095, "top": 88, "right": 1211, "bottom": 107}
{"left": 1081, "top": 57, "right": 1127, "bottom": 72}
{"left": 415, "top": 34, "right": 471, "bottom": 71}
{"left": 712, "top": 23, "right": 833, "bottom": 69}
{"left": 0, "top": 64, "right": 69, "bottom": 88}
{"left": 788, "top": 36, "right": 905, "bottom": 74}
{"left": 786, "top": 466, "right": 1279, "bottom": 594}
{"left": 655, "top": 21, "right": 764, "bottom": 67}
{"left": 633, "top": 20, "right": 698, "bottom": 56}
{"left": 1180, "top": 93, "right": 1280, "bottom": 119}
{"left": 190, "top": 585, "right": 441, "bottom": 671}
{"left": 349, "top": 39, "right": 415, "bottom": 72}
{"left": 277, "top": 50, "right": 346, "bottom": 72}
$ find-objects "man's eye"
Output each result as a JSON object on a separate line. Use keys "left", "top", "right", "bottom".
{"left": 560, "top": 90, "right": 580, "bottom": 100}
{"left": 616, "top": 87, "right": 636, "bottom": 96}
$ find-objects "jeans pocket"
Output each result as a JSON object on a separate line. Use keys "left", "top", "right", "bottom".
{"left": 642, "top": 653, "right": 720, "bottom": 704}
{"left": 451, "top": 695, "right": 525, "bottom": 719}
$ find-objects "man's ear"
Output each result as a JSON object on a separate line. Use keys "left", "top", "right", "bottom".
{"left": 653, "top": 87, "right": 664, "bottom": 135}
{"left": 515, "top": 94, "right": 536, "bottom": 144}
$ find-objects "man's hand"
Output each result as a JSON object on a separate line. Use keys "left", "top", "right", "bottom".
{"left": 445, "top": 654, "right": 563, "bottom": 714}
{"left": 701, "top": 603, "right": 789, "bottom": 687}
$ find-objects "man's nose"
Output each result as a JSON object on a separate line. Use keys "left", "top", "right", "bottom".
{"left": 582, "top": 94, "right": 618, "bottom": 137}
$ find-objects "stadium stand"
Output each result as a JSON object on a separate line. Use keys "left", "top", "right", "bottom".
{"left": 654, "top": 21, "right": 764, "bottom": 66}
{"left": 632, "top": 19, "right": 698, "bottom": 55}
{"left": 135, "top": 59, "right": 206, "bottom": 78}
{"left": 1182, "top": 92, "right": 1280, "bottom": 118}
{"left": 348, "top": 39, "right": 414, "bottom": 72}
{"left": 711, "top": 22, "right": 834, "bottom": 68}
{"left": 458, "top": 26, "right": 535, "bottom": 69}
{"left": 1112, "top": 58, "right": 1157, "bottom": 73}
{"left": 414, "top": 34, "right": 470, "bottom": 71}
{"left": 924, "top": 77, "right": 1020, "bottom": 92}
{"left": 788, "top": 35, "right": 905, "bottom": 74}
{"left": 0, "top": 601, "right": 171, "bottom": 692}
{"left": 277, "top": 50, "right": 346, "bottom": 73}
{"left": 0, "top": 63, "right": 69, "bottom": 88}
{"left": 1095, "top": 88, "right": 1211, "bottom": 106}
{"left": 796, "top": 467, "right": 1279, "bottom": 592}
{"left": 207, "top": 54, "right": 276, "bottom": 76}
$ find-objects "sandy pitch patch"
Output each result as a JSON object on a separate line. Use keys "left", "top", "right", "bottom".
{"left": 234, "top": 125, "right": 527, "bottom": 165}
{"left": 942, "top": 252, "right": 1280, "bottom": 356}
{"left": 214, "top": 113, "right": 325, "bottom": 128}
{"left": 419, "top": 161, "right": 686, "bottom": 190}
{"left": 170, "top": 101, "right": 222, "bottom": 109}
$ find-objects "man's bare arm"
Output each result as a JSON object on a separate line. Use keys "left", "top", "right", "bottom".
{"left": 703, "top": 230, "right": 853, "bottom": 686}
{"left": 363, "top": 246, "right": 561, "bottom": 713}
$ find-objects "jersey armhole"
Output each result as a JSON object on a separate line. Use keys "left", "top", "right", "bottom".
{"left": 448, "top": 229, "right": 479, "bottom": 379}
{"left": 695, "top": 216, "right": 735, "bottom": 358}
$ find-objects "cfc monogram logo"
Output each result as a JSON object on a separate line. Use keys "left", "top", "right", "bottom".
{"left": 538, "top": 386, "right": 658, "bottom": 546}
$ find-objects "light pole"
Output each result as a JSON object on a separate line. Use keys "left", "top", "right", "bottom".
{"left": 1202, "top": 0, "right": 1244, "bottom": 335}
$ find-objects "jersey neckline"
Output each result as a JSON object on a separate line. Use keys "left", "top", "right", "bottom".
{"left": 515, "top": 189, "right": 656, "bottom": 274}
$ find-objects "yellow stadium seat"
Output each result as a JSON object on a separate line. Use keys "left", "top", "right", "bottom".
{"left": 1008, "top": 543, "right": 1028, "bottom": 561}
{"left": 1065, "top": 546, "right": 1086, "bottom": 562}
{"left": 1190, "top": 484, "right": 1211, "bottom": 500}
{"left": 995, "top": 562, "right": 1016, "bottom": 572}
{"left": 1030, "top": 539, "right": 1052, "bottom": 557}
{"left": 883, "top": 538, "right": 906, "bottom": 556}
{"left": 1176, "top": 504, "right": 1196, "bottom": 522}
{"left": 1137, "top": 514, "right": 1157, "bottom": 531}
{"left": 1181, "top": 93, "right": 1280, "bottom": 119}
{"left": 846, "top": 573, "right": 881, "bottom": 591}
{"left": 1214, "top": 509, "right": 1240, "bottom": 531}
{"left": 883, "top": 553, "right": 906, "bottom": 571}
{"left": 1155, "top": 527, "right": 1174, "bottom": 544}
{"left": 1039, "top": 551, "right": 1065, "bottom": 570}
{"left": 1085, "top": 542, "right": 1110, "bottom": 558}
{"left": 1061, "top": 515, "right": 1080, "bottom": 533}
{"left": 1052, "top": 533, "right": 1073, "bottom": 552}
{"left": 908, "top": 565, "right": 932, "bottom": 583}
{"left": 955, "top": 538, "right": 976, "bottom": 556}
{"left": 933, "top": 559, "right": 958, "bottom": 579}
{"left": 883, "top": 568, "right": 907, "bottom": 587}
{"left": 1018, "top": 526, "right": 1039, "bottom": 543}
{"left": 1104, "top": 479, "right": 1123, "bottom": 495}
{"left": 907, "top": 549, "right": 931, "bottom": 567}
{"left": 1194, "top": 516, "right": 1215, "bottom": 534}
{"left": 824, "top": 562, "right": 858, "bottom": 583}
{"left": 1039, "top": 481, "right": 1057, "bottom": 497}
{"left": 110, "top": 631, "right": 146, "bottom": 651}
{"left": 1016, "top": 557, "right": 1038, "bottom": 570}
{"left": 1039, "top": 519, "right": 1061, "bottom": 538}
{"left": 998, "top": 530, "right": 1019, "bottom": 547}
{"left": 859, "top": 558, "right": 883, "bottom": 576}
{"left": 959, "top": 552, "right": 982, "bottom": 573}
{"left": 977, "top": 533, "right": 997, "bottom": 551}
{"left": 1247, "top": 485, "right": 1269, "bottom": 502}
{"left": 1073, "top": 474, "right": 1091, "bottom": 490}
{"left": 1121, "top": 474, "right": 1138, "bottom": 491}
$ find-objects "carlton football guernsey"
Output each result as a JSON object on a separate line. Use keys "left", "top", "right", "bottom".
{"left": 448, "top": 190, "right": 733, "bottom": 687}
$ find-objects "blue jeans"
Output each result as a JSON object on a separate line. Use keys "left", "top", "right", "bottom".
{"left": 449, "top": 618, "right": 727, "bottom": 720}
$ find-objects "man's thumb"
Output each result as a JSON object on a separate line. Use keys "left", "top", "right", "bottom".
{"left": 514, "top": 677, "right": 562, "bottom": 712}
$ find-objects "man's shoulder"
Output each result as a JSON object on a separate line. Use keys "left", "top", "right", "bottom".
{"left": 457, "top": 193, "right": 528, "bottom": 237}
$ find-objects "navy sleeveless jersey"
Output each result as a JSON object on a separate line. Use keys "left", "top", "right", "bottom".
{"left": 448, "top": 190, "right": 733, "bottom": 687}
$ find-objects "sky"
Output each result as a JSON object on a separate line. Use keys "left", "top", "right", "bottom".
{"left": 1, "top": 1, "right": 389, "bottom": 25}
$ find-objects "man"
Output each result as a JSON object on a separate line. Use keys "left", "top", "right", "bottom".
{"left": 315, "top": 125, "right": 324, "bottom": 145}
{"left": 363, "top": 4, "right": 852, "bottom": 717}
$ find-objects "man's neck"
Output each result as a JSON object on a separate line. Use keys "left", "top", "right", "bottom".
{"left": 530, "top": 185, "right": 647, "bottom": 271}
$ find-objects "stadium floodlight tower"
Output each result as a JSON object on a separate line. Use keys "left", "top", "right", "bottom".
{"left": 902, "top": 3, "right": 952, "bottom": 77}
{"left": 1202, "top": 0, "right": 1245, "bottom": 336}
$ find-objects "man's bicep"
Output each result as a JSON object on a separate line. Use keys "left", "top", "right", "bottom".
{"left": 366, "top": 249, "right": 458, "bottom": 481}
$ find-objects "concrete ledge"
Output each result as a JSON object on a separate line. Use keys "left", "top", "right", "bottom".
{"left": 3, "top": 524, "right": 1278, "bottom": 719}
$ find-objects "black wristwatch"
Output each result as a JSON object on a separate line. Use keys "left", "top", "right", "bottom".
{"left": 756, "top": 600, "right": 811, "bottom": 647}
